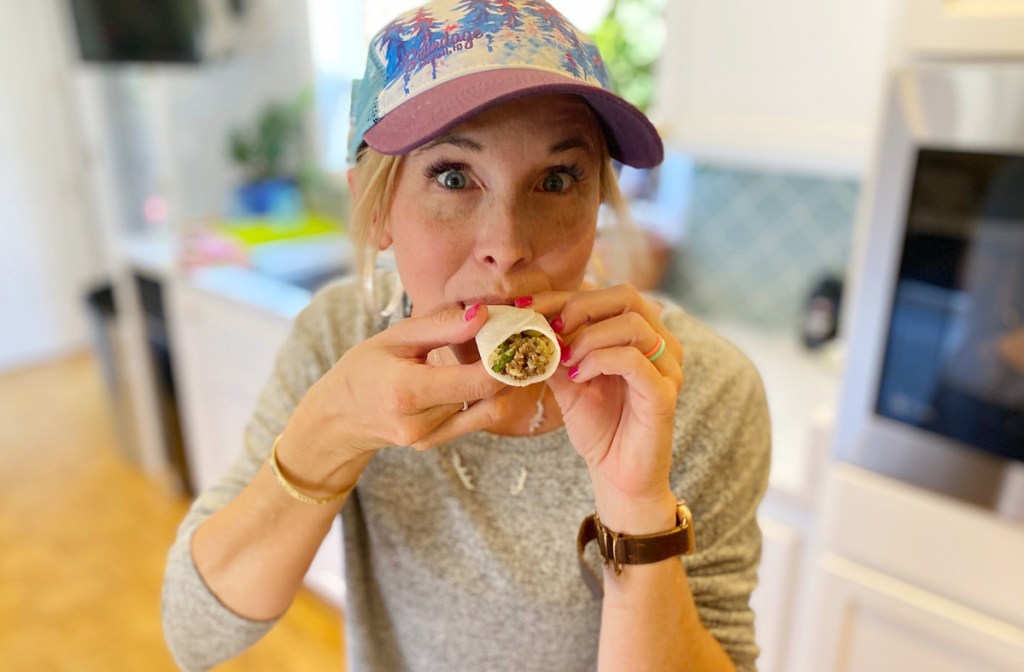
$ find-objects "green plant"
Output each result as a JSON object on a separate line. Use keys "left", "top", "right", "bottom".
{"left": 592, "top": 0, "right": 666, "bottom": 113}
{"left": 228, "top": 89, "right": 313, "bottom": 183}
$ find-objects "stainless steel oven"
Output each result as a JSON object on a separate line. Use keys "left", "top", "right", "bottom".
{"left": 836, "top": 63, "right": 1024, "bottom": 520}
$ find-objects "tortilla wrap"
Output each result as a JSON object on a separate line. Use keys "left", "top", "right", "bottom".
{"left": 474, "top": 305, "right": 561, "bottom": 386}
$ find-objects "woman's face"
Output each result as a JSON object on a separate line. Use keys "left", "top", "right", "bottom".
{"left": 381, "top": 94, "right": 604, "bottom": 315}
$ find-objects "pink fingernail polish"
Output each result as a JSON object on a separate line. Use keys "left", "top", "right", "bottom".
{"left": 568, "top": 365, "right": 580, "bottom": 380}
{"left": 550, "top": 315, "right": 564, "bottom": 333}
{"left": 555, "top": 333, "right": 564, "bottom": 348}
{"left": 560, "top": 346, "right": 572, "bottom": 364}
{"left": 513, "top": 296, "right": 533, "bottom": 308}
{"left": 464, "top": 303, "right": 481, "bottom": 321}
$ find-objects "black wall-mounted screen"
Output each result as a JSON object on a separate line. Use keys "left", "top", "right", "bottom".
{"left": 876, "top": 148, "right": 1024, "bottom": 462}
{"left": 69, "top": 0, "right": 202, "bottom": 63}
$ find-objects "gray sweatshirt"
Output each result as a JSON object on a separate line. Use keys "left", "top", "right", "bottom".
{"left": 162, "top": 274, "right": 771, "bottom": 671}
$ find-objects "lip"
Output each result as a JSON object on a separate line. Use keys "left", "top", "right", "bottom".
{"left": 458, "top": 297, "right": 517, "bottom": 309}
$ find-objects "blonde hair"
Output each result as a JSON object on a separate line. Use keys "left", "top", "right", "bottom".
{"left": 349, "top": 136, "right": 636, "bottom": 314}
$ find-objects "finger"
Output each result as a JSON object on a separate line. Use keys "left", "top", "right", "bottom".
{"left": 568, "top": 347, "right": 679, "bottom": 411}
{"left": 409, "top": 389, "right": 513, "bottom": 450}
{"left": 555, "top": 284, "right": 659, "bottom": 335}
{"left": 554, "top": 307, "right": 682, "bottom": 389}
{"left": 671, "top": 339, "right": 685, "bottom": 391}
{"left": 449, "top": 339, "right": 481, "bottom": 365}
{"left": 633, "top": 330, "right": 683, "bottom": 390}
{"left": 399, "top": 360, "right": 506, "bottom": 410}
{"left": 385, "top": 303, "right": 491, "bottom": 358}
{"left": 544, "top": 366, "right": 587, "bottom": 416}
{"left": 559, "top": 312, "right": 659, "bottom": 368}
{"left": 387, "top": 381, "right": 506, "bottom": 450}
{"left": 518, "top": 291, "right": 573, "bottom": 319}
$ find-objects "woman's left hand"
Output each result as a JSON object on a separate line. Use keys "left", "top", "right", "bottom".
{"left": 532, "top": 285, "right": 684, "bottom": 529}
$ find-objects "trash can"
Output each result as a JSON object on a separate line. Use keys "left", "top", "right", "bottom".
{"left": 85, "top": 283, "right": 141, "bottom": 467}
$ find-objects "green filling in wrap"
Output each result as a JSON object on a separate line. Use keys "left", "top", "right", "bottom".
{"left": 488, "top": 329, "right": 554, "bottom": 379}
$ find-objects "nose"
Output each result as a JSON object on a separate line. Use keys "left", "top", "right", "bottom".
{"left": 473, "top": 198, "right": 533, "bottom": 272}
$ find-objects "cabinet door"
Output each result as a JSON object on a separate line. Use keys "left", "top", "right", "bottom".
{"left": 169, "top": 281, "right": 347, "bottom": 608}
{"left": 750, "top": 516, "right": 801, "bottom": 672}
{"left": 169, "top": 281, "right": 292, "bottom": 493}
{"left": 802, "top": 554, "right": 1024, "bottom": 672}
{"left": 905, "top": 0, "right": 1024, "bottom": 57}
{"left": 655, "top": 0, "right": 899, "bottom": 176}
{"left": 305, "top": 518, "right": 345, "bottom": 608}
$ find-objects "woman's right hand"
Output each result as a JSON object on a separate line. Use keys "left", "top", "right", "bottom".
{"left": 273, "top": 303, "right": 508, "bottom": 496}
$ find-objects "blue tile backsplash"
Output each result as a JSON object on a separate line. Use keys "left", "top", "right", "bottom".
{"left": 663, "top": 163, "right": 861, "bottom": 332}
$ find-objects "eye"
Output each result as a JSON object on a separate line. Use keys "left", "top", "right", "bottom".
{"left": 541, "top": 172, "right": 572, "bottom": 193}
{"left": 437, "top": 169, "right": 468, "bottom": 190}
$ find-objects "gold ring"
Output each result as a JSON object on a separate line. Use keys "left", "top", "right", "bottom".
{"left": 461, "top": 401, "right": 470, "bottom": 412}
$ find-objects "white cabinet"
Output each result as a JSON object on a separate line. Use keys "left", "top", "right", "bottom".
{"left": 713, "top": 321, "right": 842, "bottom": 672}
{"left": 806, "top": 554, "right": 1024, "bottom": 672}
{"left": 654, "top": 0, "right": 902, "bottom": 176}
{"left": 168, "top": 275, "right": 346, "bottom": 608}
{"left": 750, "top": 516, "right": 802, "bottom": 672}
{"left": 169, "top": 279, "right": 293, "bottom": 494}
{"left": 905, "top": 0, "right": 1024, "bottom": 57}
{"left": 753, "top": 484, "right": 827, "bottom": 672}
{"left": 793, "top": 464, "right": 1024, "bottom": 672}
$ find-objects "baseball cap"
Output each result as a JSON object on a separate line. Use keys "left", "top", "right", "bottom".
{"left": 347, "top": 0, "right": 663, "bottom": 168}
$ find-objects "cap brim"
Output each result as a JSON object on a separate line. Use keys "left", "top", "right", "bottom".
{"left": 362, "top": 69, "right": 663, "bottom": 169}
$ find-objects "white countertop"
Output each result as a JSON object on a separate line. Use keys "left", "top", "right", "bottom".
{"left": 118, "top": 230, "right": 352, "bottom": 320}
{"left": 118, "top": 231, "right": 841, "bottom": 503}
{"left": 177, "top": 274, "right": 841, "bottom": 505}
{"left": 118, "top": 230, "right": 178, "bottom": 277}
{"left": 710, "top": 320, "right": 844, "bottom": 502}
{"left": 185, "top": 265, "right": 316, "bottom": 320}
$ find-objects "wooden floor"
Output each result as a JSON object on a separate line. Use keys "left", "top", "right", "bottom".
{"left": 0, "top": 352, "right": 344, "bottom": 670}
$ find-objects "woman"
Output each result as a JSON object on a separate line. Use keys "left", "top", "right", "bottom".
{"left": 163, "top": 2, "right": 770, "bottom": 671}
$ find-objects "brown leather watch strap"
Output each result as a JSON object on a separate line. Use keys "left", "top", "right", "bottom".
{"left": 577, "top": 500, "right": 696, "bottom": 598}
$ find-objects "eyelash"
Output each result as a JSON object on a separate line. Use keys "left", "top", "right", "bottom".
{"left": 554, "top": 162, "right": 584, "bottom": 182}
{"left": 423, "top": 160, "right": 586, "bottom": 192}
{"left": 551, "top": 163, "right": 585, "bottom": 189}
{"left": 423, "top": 159, "right": 464, "bottom": 180}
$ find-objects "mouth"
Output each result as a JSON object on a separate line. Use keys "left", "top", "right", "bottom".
{"left": 458, "top": 297, "right": 517, "bottom": 309}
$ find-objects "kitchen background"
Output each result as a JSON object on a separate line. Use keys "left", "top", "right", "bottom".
{"left": 2, "top": 1, "right": 1022, "bottom": 671}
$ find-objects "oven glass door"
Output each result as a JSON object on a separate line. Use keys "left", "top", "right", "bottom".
{"left": 876, "top": 148, "right": 1024, "bottom": 462}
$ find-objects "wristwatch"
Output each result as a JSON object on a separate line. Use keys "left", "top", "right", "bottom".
{"left": 576, "top": 499, "right": 695, "bottom": 598}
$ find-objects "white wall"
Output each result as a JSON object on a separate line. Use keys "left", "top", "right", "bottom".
{"left": 0, "top": 0, "right": 316, "bottom": 374}
{"left": 0, "top": 0, "right": 106, "bottom": 372}
{"left": 153, "top": 0, "right": 315, "bottom": 223}
{"left": 72, "top": 0, "right": 316, "bottom": 236}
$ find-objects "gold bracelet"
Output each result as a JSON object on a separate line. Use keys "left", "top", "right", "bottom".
{"left": 268, "top": 434, "right": 355, "bottom": 505}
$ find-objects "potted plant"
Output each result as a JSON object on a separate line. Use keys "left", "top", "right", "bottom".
{"left": 228, "top": 89, "right": 312, "bottom": 218}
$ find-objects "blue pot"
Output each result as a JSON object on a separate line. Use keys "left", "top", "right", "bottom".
{"left": 234, "top": 178, "right": 302, "bottom": 218}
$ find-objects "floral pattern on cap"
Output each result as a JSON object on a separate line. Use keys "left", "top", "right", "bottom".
{"left": 374, "top": 0, "right": 609, "bottom": 95}
{"left": 348, "top": 0, "right": 615, "bottom": 163}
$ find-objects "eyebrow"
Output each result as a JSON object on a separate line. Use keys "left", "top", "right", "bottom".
{"left": 416, "top": 133, "right": 484, "bottom": 153}
{"left": 415, "top": 131, "right": 597, "bottom": 157}
{"left": 549, "top": 135, "right": 596, "bottom": 156}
